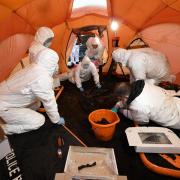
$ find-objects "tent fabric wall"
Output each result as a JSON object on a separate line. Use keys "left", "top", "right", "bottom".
{"left": 162, "top": 0, "right": 180, "bottom": 11}
{"left": 0, "top": 34, "right": 33, "bottom": 82}
{"left": 0, "top": 0, "right": 32, "bottom": 10}
{"left": 140, "top": 23, "right": 180, "bottom": 84}
{"left": 0, "top": 12, "right": 35, "bottom": 41}
{"left": 111, "top": 0, "right": 180, "bottom": 31}
{"left": 143, "top": 7, "right": 180, "bottom": 28}
{"left": 16, "top": 0, "right": 70, "bottom": 29}
{"left": 115, "top": 23, "right": 136, "bottom": 47}
{"left": 52, "top": 23, "right": 71, "bottom": 73}
{"left": 0, "top": 4, "right": 12, "bottom": 22}
{"left": 111, "top": 0, "right": 166, "bottom": 31}
{"left": 0, "top": 0, "right": 179, "bottom": 84}
{"left": 0, "top": 5, "right": 34, "bottom": 41}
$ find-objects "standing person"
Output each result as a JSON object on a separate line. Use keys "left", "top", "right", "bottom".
{"left": 69, "top": 39, "right": 80, "bottom": 65}
{"left": 111, "top": 80, "right": 180, "bottom": 129}
{"left": 85, "top": 36, "right": 105, "bottom": 75}
{"left": 0, "top": 49, "right": 65, "bottom": 135}
{"left": 112, "top": 48, "right": 175, "bottom": 85}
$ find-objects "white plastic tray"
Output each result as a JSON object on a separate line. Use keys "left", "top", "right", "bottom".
{"left": 125, "top": 127, "right": 180, "bottom": 153}
{"left": 64, "top": 146, "right": 118, "bottom": 179}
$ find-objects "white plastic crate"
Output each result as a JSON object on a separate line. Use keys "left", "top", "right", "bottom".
{"left": 125, "top": 127, "right": 180, "bottom": 153}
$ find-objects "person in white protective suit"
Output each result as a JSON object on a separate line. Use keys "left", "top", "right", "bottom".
{"left": 0, "top": 49, "right": 65, "bottom": 135}
{"left": 85, "top": 36, "right": 105, "bottom": 69}
{"left": 69, "top": 39, "right": 80, "bottom": 65}
{"left": 111, "top": 80, "right": 180, "bottom": 129}
{"left": 57, "top": 56, "right": 101, "bottom": 92}
{"left": 29, "top": 26, "right": 54, "bottom": 62}
{"left": 112, "top": 48, "right": 175, "bottom": 85}
{"left": 29, "top": 26, "right": 60, "bottom": 88}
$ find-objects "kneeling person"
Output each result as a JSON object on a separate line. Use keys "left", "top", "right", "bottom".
{"left": 58, "top": 56, "right": 101, "bottom": 92}
{"left": 112, "top": 80, "right": 180, "bottom": 129}
{"left": 0, "top": 49, "right": 64, "bottom": 135}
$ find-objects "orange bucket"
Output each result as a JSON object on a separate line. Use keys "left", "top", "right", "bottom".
{"left": 88, "top": 109, "right": 120, "bottom": 141}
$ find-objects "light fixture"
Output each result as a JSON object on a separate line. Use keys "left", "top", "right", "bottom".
{"left": 111, "top": 20, "right": 119, "bottom": 31}
{"left": 111, "top": 20, "right": 119, "bottom": 47}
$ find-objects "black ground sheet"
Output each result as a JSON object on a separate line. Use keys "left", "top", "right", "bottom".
{"left": 0, "top": 75, "right": 179, "bottom": 180}
{"left": 0, "top": 122, "right": 84, "bottom": 180}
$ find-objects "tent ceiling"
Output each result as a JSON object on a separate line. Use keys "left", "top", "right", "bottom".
{"left": 16, "top": 0, "right": 69, "bottom": 28}
{"left": 0, "top": 0, "right": 32, "bottom": 10}
{"left": 111, "top": 0, "right": 180, "bottom": 31}
{"left": 0, "top": 0, "right": 179, "bottom": 40}
{"left": 162, "top": 0, "right": 180, "bottom": 11}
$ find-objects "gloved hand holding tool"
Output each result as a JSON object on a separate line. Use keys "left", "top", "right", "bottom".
{"left": 57, "top": 117, "right": 65, "bottom": 125}
{"left": 111, "top": 107, "right": 118, "bottom": 113}
{"left": 96, "top": 83, "right": 102, "bottom": 89}
{"left": 79, "top": 87, "right": 84, "bottom": 92}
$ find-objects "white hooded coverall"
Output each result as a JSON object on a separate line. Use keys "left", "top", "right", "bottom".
{"left": 58, "top": 56, "right": 100, "bottom": 89}
{"left": 73, "top": 56, "right": 100, "bottom": 88}
{"left": 29, "top": 27, "right": 60, "bottom": 88}
{"left": 0, "top": 49, "right": 61, "bottom": 134}
{"left": 70, "top": 39, "right": 80, "bottom": 64}
{"left": 85, "top": 37, "right": 105, "bottom": 67}
{"left": 112, "top": 48, "right": 175, "bottom": 84}
{"left": 119, "top": 82, "right": 180, "bottom": 129}
{"left": 29, "top": 27, "right": 54, "bottom": 62}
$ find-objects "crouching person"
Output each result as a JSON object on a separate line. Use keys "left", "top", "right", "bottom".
{"left": 111, "top": 80, "right": 180, "bottom": 129}
{"left": 0, "top": 49, "right": 65, "bottom": 135}
{"left": 112, "top": 48, "right": 175, "bottom": 85}
{"left": 57, "top": 56, "right": 101, "bottom": 92}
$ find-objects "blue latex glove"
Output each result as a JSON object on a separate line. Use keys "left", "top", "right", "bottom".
{"left": 57, "top": 117, "right": 65, "bottom": 125}
{"left": 79, "top": 87, "right": 84, "bottom": 92}
{"left": 96, "top": 83, "right": 102, "bottom": 89}
{"left": 111, "top": 107, "right": 118, "bottom": 113}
